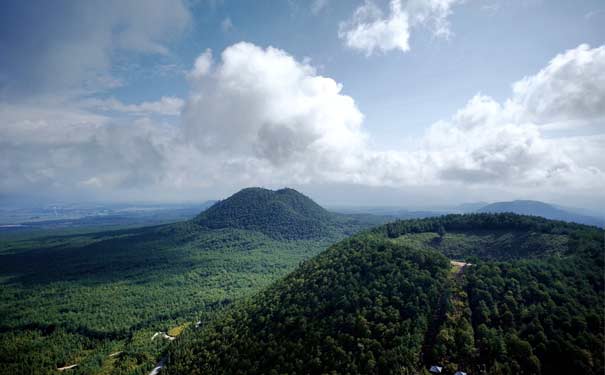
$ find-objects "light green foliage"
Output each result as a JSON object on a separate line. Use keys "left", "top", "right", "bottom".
{"left": 0, "top": 222, "right": 351, "bottom": 374}
{"left": 1, "top": 187, "right": 389, "bottom": 374}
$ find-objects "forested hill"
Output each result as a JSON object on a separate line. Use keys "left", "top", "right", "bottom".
{"left": 194, "top": 187, "right": 367, "bottom": 239}
{"left": 167, "top": 213, "right": 604, "bottom": 375}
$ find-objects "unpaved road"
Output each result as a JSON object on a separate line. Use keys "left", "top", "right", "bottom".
{"left": 450, "top": 260, "right": 470, "bottom": 274}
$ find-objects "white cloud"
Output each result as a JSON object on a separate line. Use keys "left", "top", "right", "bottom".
{"left": 188, "top": 49, "right": 214, "bottom": 80}
{"left": 413, "top": 45, "right": 605, "bottom": 189}
{"left": 1, "top": 43, "right": 603, "bottom": 205}
{"left": 0, "top": 103, "right": 172, "bottom": 196}
{"left": 183, "top": 42, "right": 366, "bottom": 180}
{"left": 338, "top": 0, "right": 460, "bottom": 55}
{"left": 180, "top": 42, "right": 604, "bottom": 195}
{"left": 510, "top": 44, "right": 605, "bottom": 127}
{"left": 339, "top": 0, "right": 410, "bottom": 56}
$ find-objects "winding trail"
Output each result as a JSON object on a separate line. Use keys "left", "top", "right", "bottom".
{"left": 151, "top": 331, "right": 176, "bottom": 341}
{"left": 57, "top": 364, "right": 78, "bottom": 371}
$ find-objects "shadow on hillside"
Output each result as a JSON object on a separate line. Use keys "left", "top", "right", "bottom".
{"left": 0, "top": 225, "right": 201, "bottom": 286}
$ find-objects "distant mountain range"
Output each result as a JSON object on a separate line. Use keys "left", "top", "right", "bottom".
{"left": 477, "top": 200, "right": 603, "bottom": 227}
{"left": 332, "top": 199, "right": 603, "bottom": 227}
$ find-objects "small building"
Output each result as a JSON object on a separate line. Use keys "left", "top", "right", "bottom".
{"left": 429, "top": 365, "right": 443, "bottom": 374}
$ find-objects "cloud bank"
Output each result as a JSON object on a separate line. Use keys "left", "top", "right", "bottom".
{"left": 1, "top": 42, "right": 603, "bottom": 205}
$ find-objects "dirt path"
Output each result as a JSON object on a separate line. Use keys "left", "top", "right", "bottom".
{"left": 56, "top": 351, "right": 123, "bottom": 371}
{"left": 57, "top": 364, "right": 78, "bottom": 371}
{"left": 151, "top": 332, "right": 176, "bottom": 341}
{"left": 55, "top": 331, "right": 174, "bottom": 372}
{"left": 450, "top": 260, "right": 469, "bottom": 273}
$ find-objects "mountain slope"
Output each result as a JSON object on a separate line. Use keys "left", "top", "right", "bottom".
{"left": 194, "top": 187, "right": 337, "bottom": 239}
{"left": 167, "top": 237, "right": 451, "bottom": 374}
{"left": 477, "top": 200, "right": 602, "bottom": 227}
{"left": 167, "top": 213, "right": 604, "bottom": 375}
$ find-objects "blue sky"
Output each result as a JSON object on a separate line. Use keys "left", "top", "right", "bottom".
{"left": 1, "top": 0, "right": 604, "bottom": 208}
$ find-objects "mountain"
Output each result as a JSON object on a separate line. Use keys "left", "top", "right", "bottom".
{"left": 0, "top": 188, "right": 383, "bottom": 375}
{"left": 477, "top": 199, "right": 603, "bottom": 227}
{"left": 167, "top": 213, "right": 604, "bottom": 375}
{"left": 194, "top": 187, "right": 334, "bottom": 239}
{"left": 194, "top": 187, "right": 388, "bottom": 239}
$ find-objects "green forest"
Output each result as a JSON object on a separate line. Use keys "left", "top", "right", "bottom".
{"left": 1, "top": 187, "right": 603, "bottom": 375}
{"left": 166, "top": 213, "right": 604, "bottom": 375}
{"left": 0, "top": 188, "right": 384, "bottom": 374}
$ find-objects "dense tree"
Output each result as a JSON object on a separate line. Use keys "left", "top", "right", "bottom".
{"left": 166, "top": 237, "right": 450, "bottom": 374}
{"left": 0, "top": 188, "right": 385, "bottom": 375}
{"left": 167, "top": 213, "right": 604, "bottom": 374}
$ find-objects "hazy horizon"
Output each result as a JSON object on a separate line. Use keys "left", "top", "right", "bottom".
{"left": 2, "top": 184, "right": 603, "bottom": 216}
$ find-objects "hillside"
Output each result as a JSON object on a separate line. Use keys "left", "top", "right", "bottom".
{"left": 194, "top": 187, "right": 381, "bottom": 239}
{"left": 477, "top": 200, "right": 602, "bottom": 227}
{"left": 167, "top": 213, "right": 604, "bottom": 375}
{"left": 194, "top": 188, "right": 334, "bottom": 239}
{"left": 0, "top": 188, "right": 383, "bottom": 375}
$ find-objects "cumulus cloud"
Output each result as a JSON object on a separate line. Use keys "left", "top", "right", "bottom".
{"left": 510, "top": 44, "right": 605, "bottom": 127}
{"left": 413, "top": 45, "right": 605, "bottom": 189}
{"left": 339, "top": 0, "right": 410, "bottom": 55}
{"left": 183, "top": 42, "right": 366, "bottom": 177}
{"left": 423, "top": 96, "right": 595, "bottom": 187}
{"left": 338, "top": 0, "right": 460, "bottom": 55}
{"left": 178, "top": 42, "right": 604, "bottom": 194}
{"left": 188, "top": 49, "right": 214, "bottom": 80}
{"left": 1, "top": 43, "right": 604, "bottom": 205}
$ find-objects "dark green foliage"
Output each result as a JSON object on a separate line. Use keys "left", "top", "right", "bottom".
{"left": 194, "top": 187, "right": 366, "bottom": 239}
{"left": 0, "top": 193, "right": 382, "bottom": 375}
{"left": 466, "top": 256, "right": 604, "bottom": 374}
{"left": 430, "top": 278, "right": 476, "bottom": 372}
{"left": 3, "top": 199, "right": 603, "bottom": 375}
{"left": 0, "top": 223, "right": 332, "bottom": 374}
{"left": 165, "top": 237, "right": 450, "bottom": 375}
{"left": 379, "top": 212, "right": 598, "bottom": 238}
{"left": 167, "top": 213, "right": 604, "bottom": 375}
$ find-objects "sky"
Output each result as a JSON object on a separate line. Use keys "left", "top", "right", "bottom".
{"left": 0, "top": 0, "right": 604, "bottom": 209}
